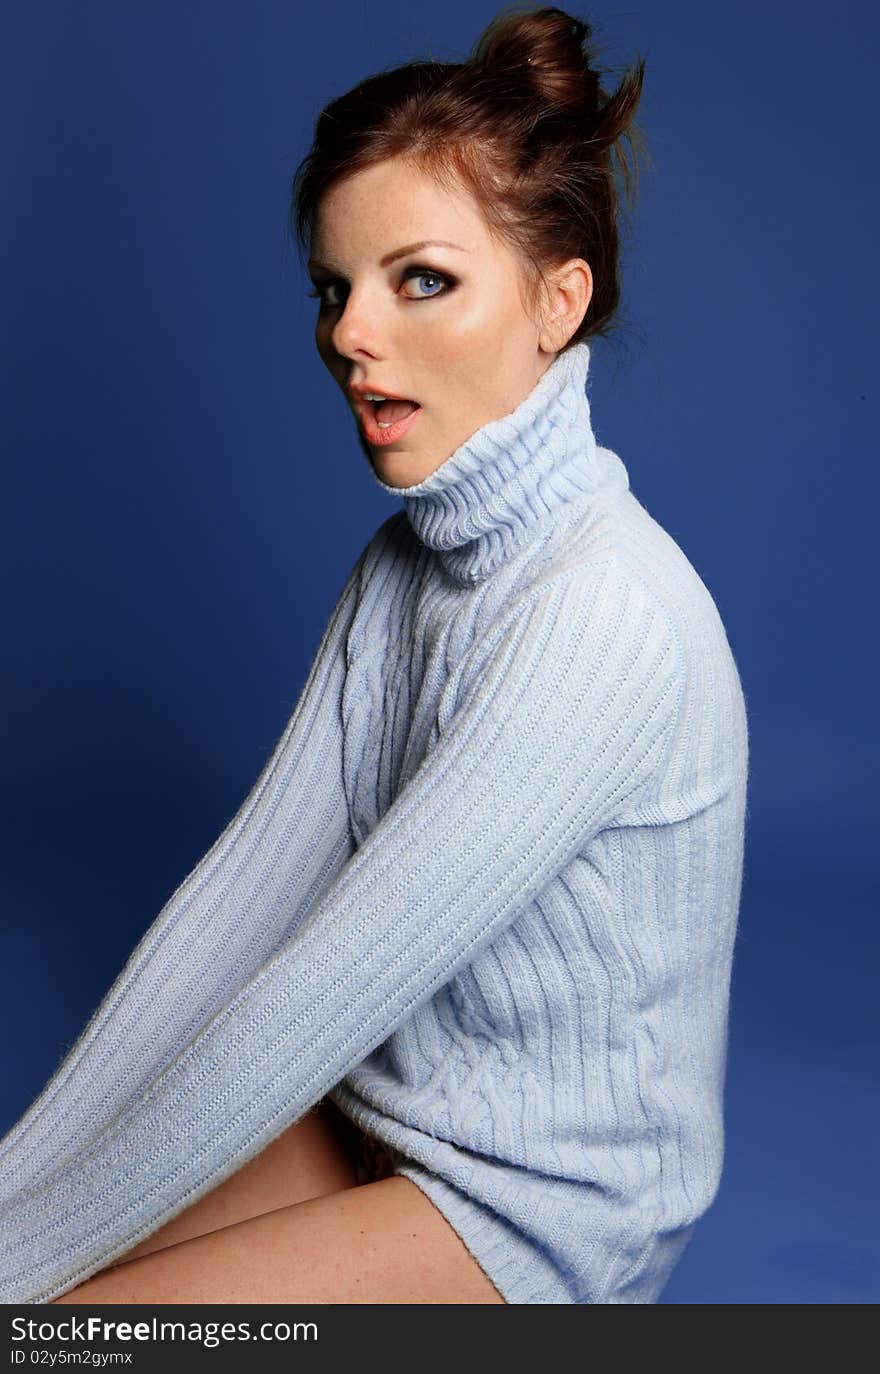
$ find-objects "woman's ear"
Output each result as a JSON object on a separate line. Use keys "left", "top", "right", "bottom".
{"left": 537, "top": 258, "right": 593, "bottom": 352}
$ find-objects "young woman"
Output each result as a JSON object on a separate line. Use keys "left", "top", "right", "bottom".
{"left": 1, "top": 5, "right": 748, "bottom": 1305}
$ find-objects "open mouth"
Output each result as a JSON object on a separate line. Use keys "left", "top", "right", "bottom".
{"left": 358, "top": 396, "right": 423, "bottom": 444}
{"left": 367, "top": 397, "right": 421, "bottom": 428}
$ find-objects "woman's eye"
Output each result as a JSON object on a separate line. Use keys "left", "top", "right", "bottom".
{"left": 306, "top": 266, "right": 453, "bottom": 308}
{"left": 401, "top": 267, "right": 453, "bottom": 299}
{"left": 307, "top": 281, "right": 344, "bottom": 308}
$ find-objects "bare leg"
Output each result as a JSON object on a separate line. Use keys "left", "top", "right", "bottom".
{"left": 53, "top": 1175, "right": 506, "bottom": 1305}
{"left": 106, "top": 1097, "right": 362, "bottom": 1268}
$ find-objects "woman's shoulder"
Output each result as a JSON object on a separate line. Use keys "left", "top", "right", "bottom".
{"left": 542, "top": 474, "right": 739, "bottom": 664}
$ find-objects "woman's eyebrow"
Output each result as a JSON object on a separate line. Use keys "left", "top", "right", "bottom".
{"left": 308, "top": 239, "right": 470, "bottom": 273}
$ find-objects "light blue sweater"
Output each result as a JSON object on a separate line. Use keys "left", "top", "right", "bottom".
{"left": 0, "top": 340, "right": 748, "bottom": 1304}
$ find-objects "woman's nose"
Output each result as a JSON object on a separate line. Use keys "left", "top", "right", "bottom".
{"left": 331, "top": 290, "right": 383, "bottom": 356}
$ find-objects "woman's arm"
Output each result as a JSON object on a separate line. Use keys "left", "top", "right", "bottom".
{"left": 0, "top": 560, "right": 686, "bottom": 1304}
{"left": 0, "top": 536, "right": 371, "bottom": 1204}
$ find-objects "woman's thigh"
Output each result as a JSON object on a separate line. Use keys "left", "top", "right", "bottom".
{"left": 106, "top": 1097, "right": 362, "bottom": 1269}
{"left": 53, "top": 1175, "right": 506, "bottom": 1305}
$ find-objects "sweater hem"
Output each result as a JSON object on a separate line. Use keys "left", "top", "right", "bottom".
{"left": 389, "top": 1157, "right": 576, "bottom": 1305}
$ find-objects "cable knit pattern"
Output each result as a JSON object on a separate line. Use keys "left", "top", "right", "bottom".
{"left": 0, "top": 341, "right": 748, "bottom": 1304}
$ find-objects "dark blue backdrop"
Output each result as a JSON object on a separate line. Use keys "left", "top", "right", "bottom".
{"left": 2, "top": 1, "right": 877, "bottom": 1303}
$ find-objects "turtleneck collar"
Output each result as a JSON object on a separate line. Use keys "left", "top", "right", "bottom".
{"left": 368, "top": 340, "right": 628, "bottom": 586}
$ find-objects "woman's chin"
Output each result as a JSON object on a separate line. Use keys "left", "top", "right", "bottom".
{"left": 369, "top": 449, "right": 426, "bottom": 489}
{"left": 355, "top": 425, "right": 451, "bottom": 489}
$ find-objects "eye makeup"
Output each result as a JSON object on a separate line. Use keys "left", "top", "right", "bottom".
{"left": 307, "top": 264, "right": 457, "bottom": 308}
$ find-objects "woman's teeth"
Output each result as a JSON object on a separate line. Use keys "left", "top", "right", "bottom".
{"left": 362, "top": 394, "right": 394, "bottom": 429}
{"left": 363, "top": 395, "right": 420, "bottom": 429}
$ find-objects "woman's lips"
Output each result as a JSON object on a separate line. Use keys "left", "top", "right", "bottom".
{"left": 356, "top": 397, "right": 422, "bottom": 446}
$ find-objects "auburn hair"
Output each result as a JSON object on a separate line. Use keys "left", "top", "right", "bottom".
{"left": 289, "top": 4, "right": 648, "bottom": 347}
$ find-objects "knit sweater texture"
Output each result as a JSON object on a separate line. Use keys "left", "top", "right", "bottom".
{"left": 0, "top": 340, "right": 748, "bottom": 1304}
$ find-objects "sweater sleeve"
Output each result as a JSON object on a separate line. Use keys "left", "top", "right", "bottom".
{"left": 0, "top": 539, "right": 368, "bottom": 1213}
{"left": 0, "top": 560, "right": 686, "bottom": 1304}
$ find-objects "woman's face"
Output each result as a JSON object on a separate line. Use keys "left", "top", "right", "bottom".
{"left": 308, "top": 157, "right": 585, "bottom": 489}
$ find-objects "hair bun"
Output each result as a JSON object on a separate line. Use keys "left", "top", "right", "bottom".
{"left": 474, "top": 5, "right": 601, "bottom": 116}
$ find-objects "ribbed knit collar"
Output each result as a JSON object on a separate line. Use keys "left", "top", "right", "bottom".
{"left": 369, "top": 340, "right": 626, "bottom": 585}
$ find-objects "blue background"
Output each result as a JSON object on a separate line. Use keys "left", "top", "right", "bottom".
{"left": 2, "top": 1, "right": 877, "bottom": 1303}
